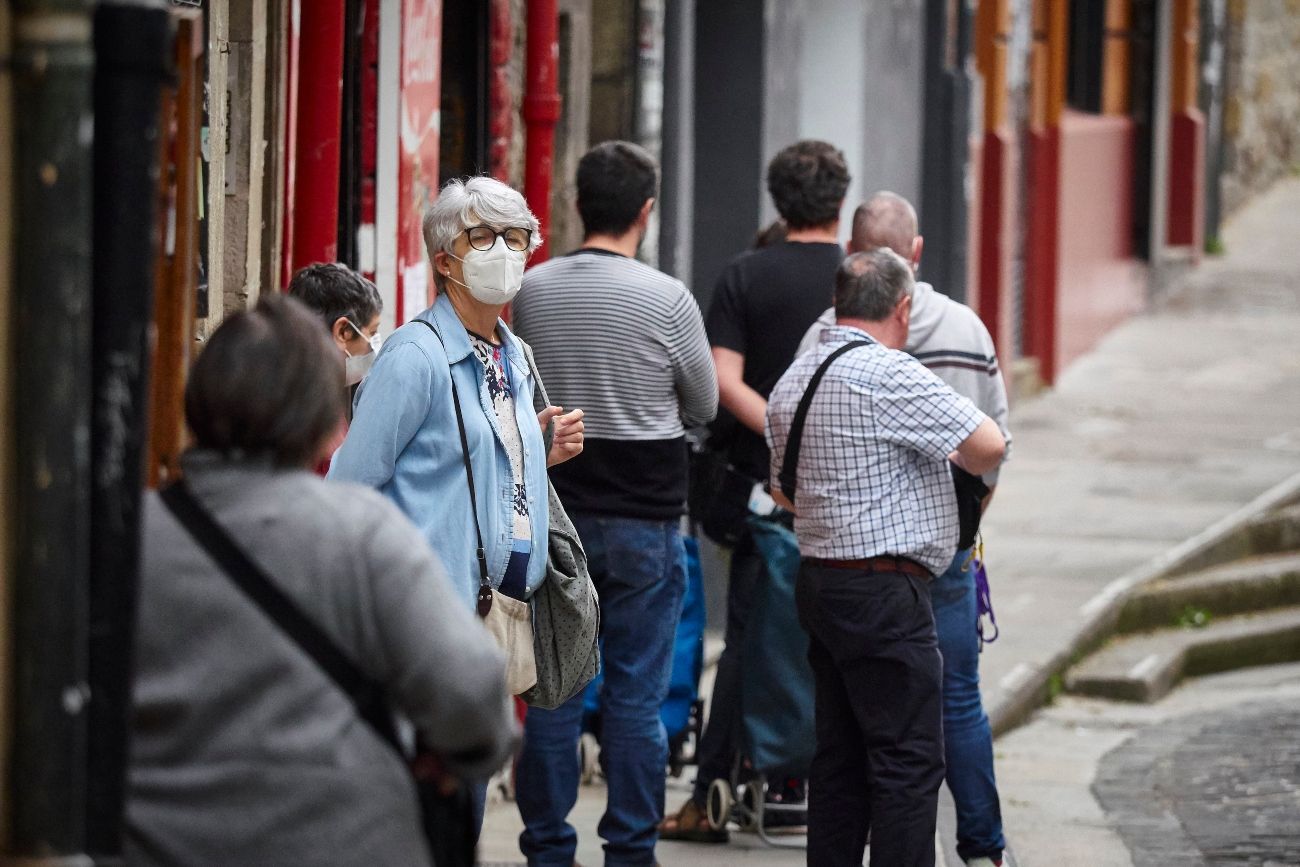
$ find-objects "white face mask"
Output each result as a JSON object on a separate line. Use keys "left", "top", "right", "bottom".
{"left": 448, "top": 236, "right": 527, "bottom": 305}
{"left": 344, "top": 351, "right": 375, "bottom": 386}
{"left": 343, "top": 318, "right": 382, "bottom": 386}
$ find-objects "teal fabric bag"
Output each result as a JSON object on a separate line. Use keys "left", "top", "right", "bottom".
{"left": 740, "top": 515, "right": 816, "bottom": 775}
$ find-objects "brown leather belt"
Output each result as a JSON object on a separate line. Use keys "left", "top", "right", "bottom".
{"left": 804, "top": 555, "right": 932, "bottom": 579}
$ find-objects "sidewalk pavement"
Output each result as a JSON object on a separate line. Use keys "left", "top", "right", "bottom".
{"left": 479, "top": 177, "right": 1300, "bottom": 866}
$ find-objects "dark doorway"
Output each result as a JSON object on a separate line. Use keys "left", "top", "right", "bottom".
{"left": 337, "top": 0, "right": 365, "bottom": 269}
{"left": 691, "top": 0, "right": 764, "bottom": 309}
{"left": 440, "top": 0, "right": 490, "bottom": 183}
{"left": 1130, "top": 0, "right": 1158, "bottom": 260}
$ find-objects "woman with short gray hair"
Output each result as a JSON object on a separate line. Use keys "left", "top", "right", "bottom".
{"left": 329, "top": 175, "right": 585, "bottom": 830}
{"left": 333, "top": 174, "right": 581, "bottom": 609}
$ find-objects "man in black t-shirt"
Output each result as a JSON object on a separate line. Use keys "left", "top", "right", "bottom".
{"left": 662, "top": 140, "right": 849, "bottom": 842}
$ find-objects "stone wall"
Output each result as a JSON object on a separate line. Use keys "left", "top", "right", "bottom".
{"left": 1220, "top": 0, "right": 1300, "bottom": 216}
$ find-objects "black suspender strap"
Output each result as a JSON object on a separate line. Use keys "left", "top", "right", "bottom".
{"left": 159, "top": 480, "right": 403, "bottom": 755}
{"left": 777, "top": 340, "right": 873, "bottom": 503}
{"left": 412, "top": 319, "right": 494, "bottom": 617}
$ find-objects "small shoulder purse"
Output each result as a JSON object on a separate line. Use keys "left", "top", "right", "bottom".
{"left": 515, "top": 340, "right": 602, "bottom": 710}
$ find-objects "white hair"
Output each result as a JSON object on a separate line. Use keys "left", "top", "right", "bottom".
{"left": 423, "top": 176, "right": 543, "bottom": 286}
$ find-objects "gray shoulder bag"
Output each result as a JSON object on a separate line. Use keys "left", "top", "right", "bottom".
{"left": 516, "top": 338, "right": 602, "bottom": 709}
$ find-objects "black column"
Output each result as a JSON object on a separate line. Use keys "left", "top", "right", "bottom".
{"left": 9, "top": 0, "right": 95, "bottom": 856}
{"left": 691, "top": 0, "right": 764, "bottom": 308}
{"left": 919, "top": 0, "right": 975, "bottom": 303}
{"left": 88, "top": 3, "right": 170, "bottom": 862}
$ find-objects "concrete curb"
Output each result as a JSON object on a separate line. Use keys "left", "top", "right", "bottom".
{"left": 988, "top": 469, "right": 1300, "bottom": 738}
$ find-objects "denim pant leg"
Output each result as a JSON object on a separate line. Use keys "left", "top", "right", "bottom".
{"left": 692, "top": 533, "right": 763, "bottom": 803}
{"left": 932, "top": 550, "right": 1005, "bottom": 863}
{"left": 521, "top": 513, "right": 685, "bottom": 865}
{"left": 516, "top": 689, "right": 586, "bottom": 865}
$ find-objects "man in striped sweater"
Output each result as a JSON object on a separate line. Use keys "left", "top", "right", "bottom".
{"left": 512, "top": 140, "right": 718, "bottom": 867}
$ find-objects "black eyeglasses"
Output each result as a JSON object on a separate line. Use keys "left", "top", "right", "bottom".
{"left": 463, "top": 225, "right": 532, "bottom": 252}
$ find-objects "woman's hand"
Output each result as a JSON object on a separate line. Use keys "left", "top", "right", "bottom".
{"left": 538, "top": 406, "right": 584, "bottom": 467}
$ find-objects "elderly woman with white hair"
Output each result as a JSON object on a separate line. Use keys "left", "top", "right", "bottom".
{"left": 333, "top": 176, "right": 584, "bottom": 604}
{"left": 327, "top": 176, "right": 587, "bottom": 779}
{"left": 329, "top": 176, "right": 584, "bottom": 827}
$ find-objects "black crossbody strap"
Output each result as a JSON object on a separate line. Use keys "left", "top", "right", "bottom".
{"left": 412, "top": 319, "right": 494, "bottom": 616}
{"left": 159, "top": 481, "right": 403, "bottom": 755}
{"left": 777, "top": 340, "right": 872, "bottom": 502}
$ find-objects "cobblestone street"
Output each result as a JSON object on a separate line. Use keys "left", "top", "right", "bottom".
{"left": 998, "top": 662, "right": 1300, "bottom": 867}
{"left": 1095, "top": 691, "right": 1300, "bottom": 866}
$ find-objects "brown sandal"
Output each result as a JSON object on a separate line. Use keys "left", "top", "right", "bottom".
{"left": 658, "top": 798, "right": 729, "bottom": 843}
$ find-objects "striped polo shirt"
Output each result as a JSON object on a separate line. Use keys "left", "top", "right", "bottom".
{"left": 513, "top": 248, "right": 718, "bottom": 519}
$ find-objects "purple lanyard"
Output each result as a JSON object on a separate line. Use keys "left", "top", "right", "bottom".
{"left": 965, "top": 541, "right": 999, "bottom": 650}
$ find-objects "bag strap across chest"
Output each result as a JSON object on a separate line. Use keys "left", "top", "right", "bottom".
{"left": 776, "top": 339, "right": 873, "bottom": 503}
{"left": 412, "top": 319, "right": 494, "bottom": 617}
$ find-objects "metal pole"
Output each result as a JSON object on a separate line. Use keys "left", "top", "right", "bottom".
{"left": 1149, "top": 0, "right": 1173, "bottom": 295}
{"left": 7, "top": 0, "right": 95, "bottom": 860}
{"left": 659, "top": 0, "right": 694, "bottom": 283}
{"left": 86, "top": 1, "right": 169, "bottom": 861}
{"left": 634, "top": 0, "right": 664, "bottom": 268}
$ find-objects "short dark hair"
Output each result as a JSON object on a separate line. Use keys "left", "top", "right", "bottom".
{"left": 834, "top": 249, "right": 914, "bottom": 321}
{"left": 576, "top": 141, "right": 659, "bottom": 237}
{"left": 287, "top": 262, "right": 382, "bottom": 336}
{"left": 185, "top": 294, "right": 345, "bottom": 468}
{"left": 766, "top": 140, "right": 851, "bottom": 230}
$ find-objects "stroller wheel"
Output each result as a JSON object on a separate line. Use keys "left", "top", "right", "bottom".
{"left": 579, "top": 732, "right": 601, "bottom": 785}
{"left": 705, "top": 778, "right": 732, "bottom": 831}
{"left": 738, "top": 781, "right": 762, "bottom": 831}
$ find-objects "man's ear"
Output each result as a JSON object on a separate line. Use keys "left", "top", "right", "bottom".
{"left": 637, "top": 198, "right": 655, "bottom": 228}
{"left": 896, "top": 294, "right": 913, "bottom": 327}
{"left": 331, "top": 316, "right": 353, "bottom": 348}
{"left": 910, "top": 235, "right": 924, "bottom": 270}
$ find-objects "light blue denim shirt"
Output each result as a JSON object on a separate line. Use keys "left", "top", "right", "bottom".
{"left": 329, "top": 293, "right": 549, "bottom": 612}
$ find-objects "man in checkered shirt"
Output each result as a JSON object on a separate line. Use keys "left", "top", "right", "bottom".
{"left": 766, "top": 249, "right": 1006, "bottom": 867}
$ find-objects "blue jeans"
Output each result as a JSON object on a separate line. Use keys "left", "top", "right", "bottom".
{"left": 932, "top": 549, "right": 1005, "bottom": 863}
{"left": 516, "top": 514, "right": 686, "bottom": 866}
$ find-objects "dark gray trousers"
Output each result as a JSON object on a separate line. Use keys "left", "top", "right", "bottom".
{"left": 795, "top": 560, "right": 946, "bottom": 867}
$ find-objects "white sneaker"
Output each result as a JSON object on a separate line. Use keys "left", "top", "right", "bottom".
{"left": 965, "top": 858, "right": 1001, "bottom": 867}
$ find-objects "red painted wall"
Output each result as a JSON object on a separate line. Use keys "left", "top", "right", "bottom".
{"left": 1167, "top": 108, "right": 1206, "bottom": 253}
{"left": 977, "top": 126, "right": 1019, "bottom": 357}
{"left": 1023, "top": 125, "right": 1060, "bottom": 382}
{"left": 1054, "top": 110, "right": 1145, "bottom": 373}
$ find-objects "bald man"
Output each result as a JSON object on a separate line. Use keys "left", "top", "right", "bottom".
{"left": 798, "top": 192, "right": 1012, "bottom": 867}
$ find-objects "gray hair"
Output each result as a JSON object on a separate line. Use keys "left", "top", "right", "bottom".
{"left": 422, "top": 176, "right": 543, "bottom": 288}
{"left": 850, "top": 191, "right": 918, "bottom": 258}
{"left": 833, "top": 249, "right": 914, "bottom": 321}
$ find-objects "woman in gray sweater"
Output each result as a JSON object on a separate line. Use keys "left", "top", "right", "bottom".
{"left": 127, "top": 294, "right": 516, "bottom": 866}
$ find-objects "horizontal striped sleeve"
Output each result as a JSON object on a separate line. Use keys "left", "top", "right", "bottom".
{"left": 513, "top": 252, "right": 718, "bottom": 441}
